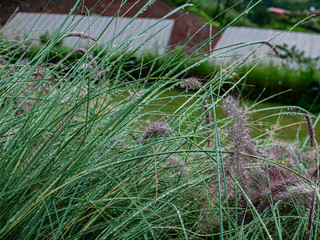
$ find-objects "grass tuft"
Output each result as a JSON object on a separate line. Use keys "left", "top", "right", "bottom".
{"left": 0, "top": 1, "right": 319, "bottom": 239}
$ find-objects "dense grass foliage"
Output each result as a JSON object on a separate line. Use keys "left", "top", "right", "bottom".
{"left": 9, "top": 39, "right": 320, "bottom": 112}
{"left": 0, "top": 1, "right": 320, "bottom": 239}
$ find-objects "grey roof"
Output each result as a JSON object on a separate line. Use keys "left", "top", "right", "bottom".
{"left": 213, "top": 26, "right": 320, "bottom": 65}
{"left": 2, "top": 12, "right": 174, "bottom": 54}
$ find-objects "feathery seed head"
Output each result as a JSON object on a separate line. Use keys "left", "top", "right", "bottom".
{"left": 305, "top": 113, "right": 316, "bottom": 149}
{"left": 179, "top": 77, "right": 202, "bottom": 90}
{"left": 203, "top": 100, "right": 212, "bottom": 127}
{"left": 66, "top": 31, "right": 96, "bottom": 41}
{"left": 65, "top": 48, "right": 97, "bottom": 67}
{"left": 141, "top": 121, "right": 169, "bottom": 142}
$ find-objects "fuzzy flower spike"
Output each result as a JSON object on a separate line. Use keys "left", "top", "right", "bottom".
{"left": 140, "top": 121, "right": 169, "bottom": 143}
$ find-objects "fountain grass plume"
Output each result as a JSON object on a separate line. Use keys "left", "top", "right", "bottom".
{"left": 179, "top": 77, "right": 202, "bottom": 90}
{"left": 221, "top": 95, "right": 256, "bottom": 193}
{"left": 203, "top": 100, "right": 212, "bottom": 128}
{"left": 66, "top": 31, "right": 97, "bottom": 41}
{"left": 203, "top": 100, "right": 212, "bottom": 147}
{"left": 65, "top": 47, "right": 97, "bottom": 67}
{"left": 162, "top": 154, "right": 190, "bottom": 177}
{"left": 140, "top": 121, "right": 169, "bottom": 143}
{"left": 206, "top": 95, "right": 320, "bottom": 227}
{"left": 305, "top": 113, "right": 316, "bottom": 149}
{"left": 265, "top": 41, "right": 280, "bottom": 58}
{"left": 306, "top": 187, "right": 317, "bottom": 240}
{"left": 6, "top": 7, "right": 19, "bottom": 24}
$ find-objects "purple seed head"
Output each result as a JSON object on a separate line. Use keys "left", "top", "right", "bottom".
{"left": 141, "top": 121, "right": 169, "bottom": 142}
{"left": 179, "top": 77, "right": 202, "bottom": 90}
{"left": 307, "top": 188, "right": 316, "bottom": 240}
{"left": 7, "top": 7, "right": 19, "bottom": 24}
{"left": 162, "top": 154, "right": 190, "bottom": 177}
{"left": 66, "top": 31, "right": 96, "bottom": 41}
{"left": 0, "top": 59, "right": 7, "bottom": 65}
{"left": 222, "top": 95, "right": 250, "bottom": 156}
{"left": 305, "top": 113, "right": 316, "bottom": 149}
{"left": 65, "top": 47, "right": 97, "bottom": 67}
{"left": 265, "top": 42, "right": 280, "bottom": 57}
{"left": 203, "top": 100, "right": 212, "bottom": 127}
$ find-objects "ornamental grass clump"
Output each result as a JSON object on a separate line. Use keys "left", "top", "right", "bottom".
{"left": 2, "top": 1, "right": 320, "bottom": 238}
{"left": 203, "top": 95, "right": 320, "bottom": 231}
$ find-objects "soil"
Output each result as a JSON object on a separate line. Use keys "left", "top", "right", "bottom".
{"left": 0, "top": 0, "right": 221, "bottom": 53}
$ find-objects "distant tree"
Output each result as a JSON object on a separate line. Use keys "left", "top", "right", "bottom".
{"left": 248, "top": 5, "right": 271, "bottom": 26}
{"left": 225, "top": 0, "right": 234, "bottom": 9}
{"left": 221, "top": 0, "right": 235, "bottom": 26}
{"left": 215, "top": 0, "right": 221, "bottom": 16}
